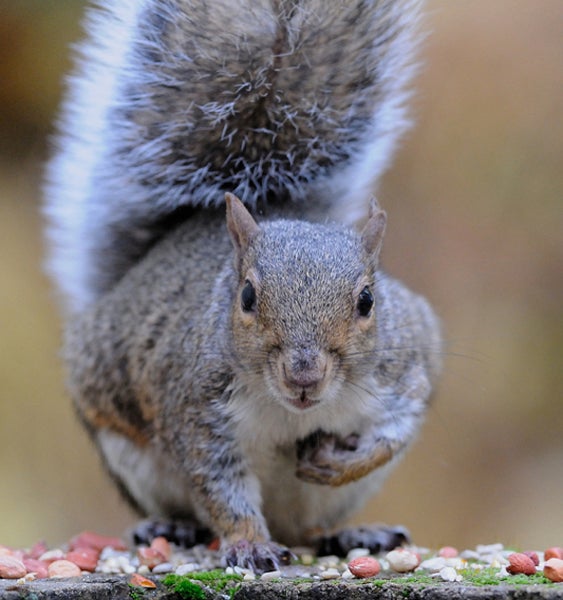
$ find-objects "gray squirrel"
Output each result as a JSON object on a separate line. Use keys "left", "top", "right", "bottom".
{"left": 45, "top": 0, "right": 442, "bottom": 572}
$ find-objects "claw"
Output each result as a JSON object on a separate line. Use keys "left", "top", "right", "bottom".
{"left": 223, "top": 540, "right": 294, "bottom": 574}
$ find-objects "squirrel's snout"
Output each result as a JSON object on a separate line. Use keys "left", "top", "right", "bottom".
{"left": 279, "top": 348, "right": 330, "bottom": 398}
{"left": 284, "top": 370, "right": 323, "bottom": 390}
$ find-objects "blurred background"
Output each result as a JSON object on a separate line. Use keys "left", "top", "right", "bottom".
{"left": 1, "top": 0, "right": 561, "bottom": 552}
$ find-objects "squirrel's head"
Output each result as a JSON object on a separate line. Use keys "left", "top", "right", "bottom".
{"left": 225, "top": 193, "right": 386, "bottom": 414}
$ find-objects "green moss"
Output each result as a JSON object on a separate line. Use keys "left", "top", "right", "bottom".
{"left": 163, "top": 571, "right": 243, "bottom": 599}
{"left": 391, "top": 574, "right": 435, "bottom": 586}
{"left": 503, "top": 573, "right": 553, "bottom": 586}
{"left": 161, "top": 565, "right": 556, "bottom": 598}
{"left": 288, "top": 577, "right": 315, "bottom": 584}
{"left": 456, "top": 567, "right": 503, "bottom": 586}
{"left": 128, "top": 585, "right": 145, "bottom": 600}
{"left": 162, "top": 575, "right": 206, "bottom": 600}
{"left": 458, "top": 567, "right": 554, "bottom": 586}
{"left": 337, "top": 567, "right": 556, "bottom": 589}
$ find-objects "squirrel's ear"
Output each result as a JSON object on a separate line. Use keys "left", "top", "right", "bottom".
{"left": 361, "top": 198, "right": 387, "bottom": 261}
{"left": 225, "top": 193, "right": 260, "bottom": 261}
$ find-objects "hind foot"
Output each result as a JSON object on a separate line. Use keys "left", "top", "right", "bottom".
{"left": 315, "top": 523, "right": 410, "bottom": 556}
{"left": 131, "top": 518, "right": 213, "bottom": 548}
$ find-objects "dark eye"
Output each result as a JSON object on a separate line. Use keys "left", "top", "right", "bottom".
{"left": 357, "top": 286, "right": 374, "bottom": 317}
{"left": 241, "top": 280, "right": 256, "bottom": 313}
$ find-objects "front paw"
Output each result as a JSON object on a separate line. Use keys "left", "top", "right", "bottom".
{"left": 222, "top": 539, "right": 294, "bottom": 574}
{"left": 296, "top": 429, "right": 393, "bottom": 486}
{"left": 296, "top": 430, "right": 359, "bottom": 486}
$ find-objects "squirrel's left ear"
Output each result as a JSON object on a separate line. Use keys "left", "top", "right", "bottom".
{"left": 225, "top": 193, "right": 261, "bottom": 264}
{"left": 361, "top": 198, "right": 387, "bottom": 263}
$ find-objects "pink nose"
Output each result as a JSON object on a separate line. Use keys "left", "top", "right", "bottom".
{"left": 284, "top": 370, "right": 323, "bottom": 390}
{"left": 282, "top": 348, "right": 327, "bottom": 391}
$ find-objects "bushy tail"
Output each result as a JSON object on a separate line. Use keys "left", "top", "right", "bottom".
{"left": 45, "top": 0, "right": 423, "bottom": 313}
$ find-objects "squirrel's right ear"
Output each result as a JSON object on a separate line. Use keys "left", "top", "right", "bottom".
{"left": 361, "top": 198, "right": 387, "bottom": 264}
{"left": 225, "top": 193, "right": 260, "bottom": 264}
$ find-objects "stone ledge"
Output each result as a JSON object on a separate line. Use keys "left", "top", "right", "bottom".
{"left": 1, "top": 575, "right": 561, "bottom": 600}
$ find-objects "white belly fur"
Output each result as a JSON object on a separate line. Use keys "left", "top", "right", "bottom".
{"left": 96, "top": 429, "right": 197, "bottom": 520}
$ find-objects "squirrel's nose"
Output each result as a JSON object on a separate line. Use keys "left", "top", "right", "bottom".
{"left": 282, "top": 348, "right": 327, "bottom": 391}
{"left": 284, "top": 370, "right": 323, "bottom": 390}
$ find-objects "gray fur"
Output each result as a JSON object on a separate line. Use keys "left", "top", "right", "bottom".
{"left": 65, "top": 206, "right": 441, "bottom": 564}
{"left": 45, "top": 0, "right": 422, "bottom": 312}
{"left": 48, "top": 0, "right": 439, "bottom": 570}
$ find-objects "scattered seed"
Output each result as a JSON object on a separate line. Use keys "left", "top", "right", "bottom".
{"left": 48, "top": 560, "right": 82, "bottom": 578}
{"left": 346, "top": 547, "right": 370, "bottom": 561}
{"left": 66, "top": 547, "right": 100, "bottom": 572}
{"left": 386, "top": 549, "right": 420, "bottom": 573}
{"left": 545, "top": 547, "right": 563, "bottom": 561}
{"left": 476, "top": 543, "right": 504, "bottom": 555}
{"left": 0, "top": 531, "right": 560, "bottom": 588}
{"left": 438, "top": 546, "right": 458, "bottom": 558}
{"left": 137, "top": 546, "right": 165, "bottom": 569}
{"left": 129, "top": 573, "right": 157, "bottom": 588}
{"left": 419, "top": 556, "right": 447, "bottom": 571}
{"left": 152, "top": 562, "right": 174, "bottom": 574}
{"left": 523, "top": 551, "right": 539, "bottom": 566}
{"left": 459, "top": 549, "right": 480, "bottom": 561}
{"left": 20, "top": 573, "right": 37, "bottom": 584}
{"left": 260, "top": 569, "right": 282, "bottom": 581}
{"left": 321, "top": 567, "right": 341, "bottom": 580}
{"left": 317, "top": 555, "right": 340, "bottom": 569}
{"left": 176, "top": 563, "right": 200, "bottom": 575}
{"left": 150, "top": 537, "right": 171, "bottom": 561}
{"left": 348, "top": 556, "right": 380, "bottom": 578}
{"left": 39, "top": 549, "right": 65, "bottom": 562}
{"left": 439, "top": 566, "right": 462, "bottom": 582}
{"left": 300, "top": 553, "right": 315, "bottom": 566}
{"left": 544, "top": 558, "right": 563, "bottom": 583}
{"left": 22, "top": 558, "right": 49, "bottom": 579}
{"left": 506, "top": 553, "right": 536, "bottom": 576}
{"left": 0, "top": 556, "right": 27, "bottom": 579}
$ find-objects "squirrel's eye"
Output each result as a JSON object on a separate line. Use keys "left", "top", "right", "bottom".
{"left": 357, "top": 286, "right": 374, "bottom": 317}
{"left": 241, "top": 280, "right": 256, "bottom": 313}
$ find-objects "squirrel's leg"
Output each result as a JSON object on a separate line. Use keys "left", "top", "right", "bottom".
{"left": 295, "top": 364, "right": 431, "bottom": 486}
{"left": 154, "top": 393, "right": 294, "bottom": 573}
{"left": 189, "top": 445, "right": 294, "bottom": 572}
{"left": 202, "top": 459, "right": 294, "bottom": 571}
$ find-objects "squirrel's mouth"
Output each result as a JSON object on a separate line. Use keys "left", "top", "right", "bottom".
{"left": 285, "top": 390, "right": 321, "bottom": 412}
